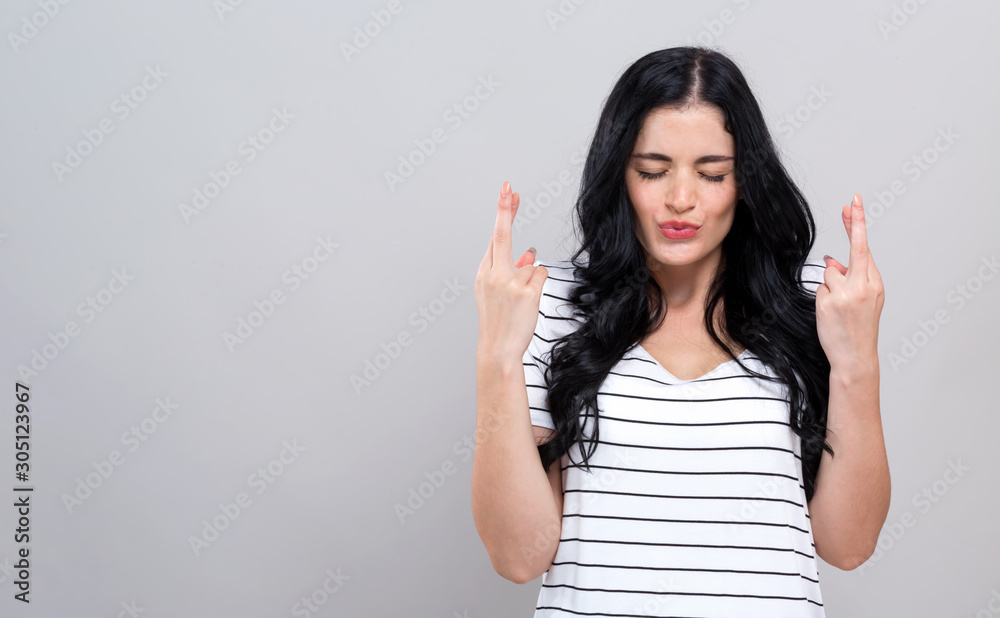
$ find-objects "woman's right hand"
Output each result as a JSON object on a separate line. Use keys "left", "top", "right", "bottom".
{"left": 475, "top": 180, "right": 549, "bottom": 365}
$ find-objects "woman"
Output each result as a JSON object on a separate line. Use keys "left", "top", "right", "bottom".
{"left": 472, "top": 46, "right": 889, "bottom": 617}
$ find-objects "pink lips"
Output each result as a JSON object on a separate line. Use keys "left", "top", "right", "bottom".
{"left": 658, "top": 220, "right": 700, "bottom": 239}
{"left": 660, "top": 227, "right": 698, "bottom": 239}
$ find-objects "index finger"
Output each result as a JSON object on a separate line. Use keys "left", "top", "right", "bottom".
{"left": 848, "top": 193, "right": 870, "bottom": 280}
{"left": 492, "top": 180, "right": 514, "bottom": 270}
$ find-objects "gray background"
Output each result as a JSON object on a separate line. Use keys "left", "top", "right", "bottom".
{"left": 1, "top": 1, "right": 998, "bottom": 616}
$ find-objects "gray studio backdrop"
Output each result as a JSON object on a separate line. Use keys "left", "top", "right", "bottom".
{"left": 1, "top": 1, "right": 998, "bottom": 616}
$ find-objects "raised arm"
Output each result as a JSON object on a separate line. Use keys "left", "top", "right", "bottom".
{"left": 471, "top": 180, "right": 562, "bottom": 584}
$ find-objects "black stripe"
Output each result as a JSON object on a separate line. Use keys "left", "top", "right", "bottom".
{"left": 628, "top": 355, "right": 656, "bottom": 366}
{"left": 596, "top": 391, "right": 788, "bottom": 404}
{"left": 580, "top": 414, "right": 792, "bottom": 429}
{"left": 539, "top": 310, "right": 582, "bottom": 322}
{"left": 540, "top": 582, "right": 823, "bottom": 605}
{"left": 561, "top": 512, "right": 810, "bottom": 535}
{"left": 532, "top": 332, "right": 561, "bottom": 344}
{"left": 563, "top": 488, "right": 804, "bottom": 508}
{"left": 606, "top": 369, "right": 759, "bottom": 386}
{"left": 578, "top": 439, "right": 802, "bottom": 461}
{"left": 557, "top": 536, "right": 815, "bottom": 560}
{"left": 624, "top": 353, "right": 763, "bottom": 367}
{"left": 526, "top": 353, "right": 549, "bottom": 367}
{"left": 562, "top": 462, "right": 798, "bottom": 481}
{"left": 533, "top": 606, "right": 704, "bottom": 617}
{"left": 549, "top": 560, "right": 819, "bottom": 582}
{"left": 535, "top": 261, "right": 576, "bottom": 271}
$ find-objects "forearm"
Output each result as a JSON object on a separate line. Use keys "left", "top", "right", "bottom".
{"left": 471, "top": 349, "right": 560, "bottom": 582}
{"left": 808, "top": 357, "right": 891, "bottom": 570}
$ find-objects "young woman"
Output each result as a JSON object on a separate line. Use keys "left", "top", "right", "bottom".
{"left": 472, "top": 46, "right": 889, "bottom": 617}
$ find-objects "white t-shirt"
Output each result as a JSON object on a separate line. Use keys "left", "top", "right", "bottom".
{"left": 524, "top": 257, "right": 829, "bottom": 617}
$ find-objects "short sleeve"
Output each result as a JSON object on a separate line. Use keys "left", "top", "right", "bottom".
{"left": 523, "top": 270, "right": 556, "bottom": 431}
{"left": 798, "top": 257, "right": 828, "bottom": 294}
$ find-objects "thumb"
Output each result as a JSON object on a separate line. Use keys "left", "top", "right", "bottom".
{"left": 823, "top": 254, "right": 847, "bottom": 276}
{"left": 514, "top": 246, "right": 537, "bottom": 269}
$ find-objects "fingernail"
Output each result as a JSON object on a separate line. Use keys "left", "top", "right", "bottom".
{"left": 528, "top": 246, "right": 536, "bottom": 255}
{"left": 852, "top": 194, "right": 860, "bottom": 207}
{"left": 502, "top": 181, "right": 511, "bottom": 197}
{"left": 823, "top": 254, "right": 832, "bottom": 262}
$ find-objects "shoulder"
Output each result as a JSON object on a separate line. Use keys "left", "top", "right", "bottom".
{"left": 532, "top": 258, "right": 585, "bottom": 338}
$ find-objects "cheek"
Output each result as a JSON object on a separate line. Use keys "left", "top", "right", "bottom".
{"left": 627, "top": 184, "right": 657, "bottom": 215}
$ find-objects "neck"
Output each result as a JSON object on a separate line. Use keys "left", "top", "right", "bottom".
{"left": 646, "top": 248, "right": 725, "bottom": 310}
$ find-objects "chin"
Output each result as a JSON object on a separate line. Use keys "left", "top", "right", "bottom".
{"left": 653, "top": 243, "right": 701, "bottom": 261}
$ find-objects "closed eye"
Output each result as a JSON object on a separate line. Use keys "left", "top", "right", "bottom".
{"left": 638, "top": 170, "right": 727, "bottom": 183}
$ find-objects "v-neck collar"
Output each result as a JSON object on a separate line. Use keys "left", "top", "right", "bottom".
{"left": 631, "top": 343, "right": 751, "bottom": 384}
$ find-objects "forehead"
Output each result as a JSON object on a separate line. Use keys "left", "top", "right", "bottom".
{"left": 632, "top": 105, "right": 734, "bottom": 154}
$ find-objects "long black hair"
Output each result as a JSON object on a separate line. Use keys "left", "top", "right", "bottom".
{"left": 537, "top": 46, "right": 833, "bottom": 502}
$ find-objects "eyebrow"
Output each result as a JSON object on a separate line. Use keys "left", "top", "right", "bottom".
{"left": 631, "top": 153, "right": 734, "bottom": 164}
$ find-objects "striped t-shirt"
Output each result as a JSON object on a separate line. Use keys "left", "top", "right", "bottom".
{"left": 524, "top": 258, "right": 829, "bottom": 617}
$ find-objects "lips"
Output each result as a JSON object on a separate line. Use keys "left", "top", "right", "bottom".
{"left": 658, "top": 220, "right": 701, "bottom": 230}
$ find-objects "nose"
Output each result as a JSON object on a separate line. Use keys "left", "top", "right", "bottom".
{"left": 665, "top": 170, "right": 696, "bottom": 212}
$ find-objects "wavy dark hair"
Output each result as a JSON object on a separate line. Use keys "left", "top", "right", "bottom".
{"left": 537, "top": 46, "right": 833, "bottom": 502}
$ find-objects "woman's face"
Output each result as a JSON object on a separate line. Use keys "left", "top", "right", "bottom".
{"left": 625, "top": 104, "right": 741, "bottom": 272}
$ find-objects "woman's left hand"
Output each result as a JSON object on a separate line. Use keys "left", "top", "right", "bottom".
{"left": 816, "top": 193, "right": 885, "bottom": 375}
